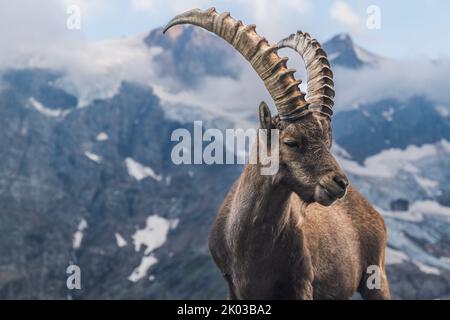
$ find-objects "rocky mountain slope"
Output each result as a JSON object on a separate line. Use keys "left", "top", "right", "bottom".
{"left": 0, "top": 26, "right": 449, "bottom": 299}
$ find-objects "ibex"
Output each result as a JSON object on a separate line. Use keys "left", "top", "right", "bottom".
{"left": 164, "top": 8, "right": 390, "bottom": 300}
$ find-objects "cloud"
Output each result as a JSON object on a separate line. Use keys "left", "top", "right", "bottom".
{"left": 330, "top": 1, "right": 363, "bottom": 33}
{"left": 226, "top": 0, "right": 312, "bottom": 41}
{"left": 0, "top": 0, "right": 160, "bottom": 106}
{"left": 131, "top": 0, "right": 154, "bottom": 10}
{"left": 0, "top": 0, "right": 103, "bottom": 68}
{"left": 61, "top": 0, "right": 107, "bottom": 17}
{"left": 130, "top": 0, "right": 310, "bottom": 16}
{"left": 0, "top": 0, "right": 315, "bottom": 112}
{"left": 333, "top": 58, "right": 450, "bottom": 109}
{"left": 0, "top": 0, "right": 313, "bottom": 66}
{"left": 156, "top": 54, "right": 450, "bottom": 127}
{"left": 54, "top": 35, "right": 161, "bottom": 107}
{"left": 242, "top": 0, "right": 310, "bottom": 21}
{"left": 3, "top": 0, "right": 449, "bottom": 124}
{"left": 153, "top": 62, "right": 271, "bottom": 128}
{"left": 128, "top": 0, "right": 311, "bottom": 42}
{"left": 130, "top": 0, "right": 214, "bottom": 13}
{"left": 155, "top": 54, "right": 450, "bottom": 127}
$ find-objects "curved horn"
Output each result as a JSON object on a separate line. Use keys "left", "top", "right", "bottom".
{"left": 163, "top": 8, "right": 308, "bottom": 117}
{"left": 278, "top": 31, "right": 334, "bottom": 118}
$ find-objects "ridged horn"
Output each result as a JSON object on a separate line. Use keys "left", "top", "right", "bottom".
{"left": 278, "top": 31, "right": 334, "bottom": 118}
{"left": 163, "top": 8, "right": 308, "bottom": 116}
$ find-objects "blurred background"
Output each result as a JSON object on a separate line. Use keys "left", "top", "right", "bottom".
{"left": 1, "top": 0, "right": 450, "bottom": 299}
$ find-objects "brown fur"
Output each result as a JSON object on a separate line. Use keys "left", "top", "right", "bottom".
{"left": 208, "top": 109, "right": 390, "bottom": 300}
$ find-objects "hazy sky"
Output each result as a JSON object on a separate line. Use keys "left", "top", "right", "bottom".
{"left": 31, "top": 0, "right": 449, "bottom": 60}
{"left": 0, "top": 0, "right": 449, "bottom": 60}
{"left": 0, "top": 0, "right": 449, "bottom": 121}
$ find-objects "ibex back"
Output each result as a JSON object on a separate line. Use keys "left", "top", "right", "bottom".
{"left": 164, "top": 8, "right": 390, "bottom": 300}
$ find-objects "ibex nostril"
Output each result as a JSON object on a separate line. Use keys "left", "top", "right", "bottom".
{"left": 333, "top": 175, "right": 349, "bottom": 191}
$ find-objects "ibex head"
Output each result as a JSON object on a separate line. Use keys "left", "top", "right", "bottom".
{"left": 259, "top": 103, "right": 348, "bottom": 206}
{"left": 164, "top": 8, "right": 348, "bottom": 206}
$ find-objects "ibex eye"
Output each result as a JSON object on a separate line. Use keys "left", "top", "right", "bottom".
{"left": 284, "top": 141, "right": 297, "bottom": 148}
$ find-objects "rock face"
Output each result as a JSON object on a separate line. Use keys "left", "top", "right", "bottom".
{"left": 0, "top": 27, "right": 449, "bottom": 299}
{"left": 323, "top": 33, "right": 380, "bottom": 69}
{"left": 0, "top": 69, "right": 237, "bottom": 299}
{"left": 333, "top": 96, "right": 450, "bottom": 162}
{"left": 144, "top": 26, "right": 240, "bottom": 86}
{"left": 390, "top": 199, "right": 410, "bottom": 211}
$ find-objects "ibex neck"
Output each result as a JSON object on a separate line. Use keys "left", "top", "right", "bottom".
{"left": 231, "top": 164, "right": 294, "bottom": 228}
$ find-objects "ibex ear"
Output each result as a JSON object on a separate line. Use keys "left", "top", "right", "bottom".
{"left": 258, "top": 101, "right": 272, "bottom": 130}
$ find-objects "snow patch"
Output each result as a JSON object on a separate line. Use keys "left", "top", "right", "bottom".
{"left": 378, "top": 198, "right": 450, "bottom": 274}
{"left": 435, "top": 105, "right": 449, "bottom": 117}
{"left": 416, "top": 262, "right": 441, "bottom": 275}
{"left": 72, "top": 219, "right": 87, "bottom": 249}
{"left": 386, "top": 247, "right": 409, "bottom": 265}
{"left": 381, "top": 107, "right": 394, "bottom": 121}
{"left": 414, "top": 176, "right": 438, "bottom": 189}
{"left": 96, "top": 132, "right": 109, "bottom": 141}
{"left": 28, "top": 97, "right": 69, "bottom": 118}
{"left": 125, "top": 157, "right": 162, "bottom": 182}
{"left": 440, "top": 256, "right": 450, "bottom": 264}
{"left": 84, "top": 151, "right": 102, "bottom": 163}
{"left": 128, "top": 215, "right": 178, "bottom": 282}
{"left": 128, "top": 255, "right": 158, "bottom": 282}
{"left": 328, "top": 52, "right": 340, "bottom": 61}
{"left": 132, "top": 215, "right": 178, "bottom": 255}
{"left": 338, "top": 140, "right": 450, "bottom": 178}
{"left": 332, "top": 144, "right": 351, "bottom": 159}
{"left": 381, "top": 208, "right": 424, "bottom": 222}
{"left": 115, "top": 233, "right": 127, "bottom": 248}
{"left": 354, "top": 45, "right": 380, "bottom": 65}
{"left": 379, "top": 201, "right": 450, "bottom": 223}
{"left": 411, "top": 201, "right": 450, "bottom": 218}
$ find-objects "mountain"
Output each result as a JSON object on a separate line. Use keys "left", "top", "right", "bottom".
{"left": 2, "top": 69, "right": 78, "bottom": 111}
{"left": 0, "top": 26, "right": 449, "bottom": 299}
{"left": 323, "top": 35, "right": 450, "bottom": 298}
{"left": 144, "top": 25, "right": 241, "bottom": 86}
{"left": 334, "top": 96, "right": 450, "bottom": 162}
{"left": 323, "top": 34, "right": 450, "bottom": 163}
{"left": 332, "top": 140, "right": 450, "bottom": 299}
{"left": 323, "top": 33, "right": 383, "bottom": 68}
{"left": 0, "top": 68, "right": 238, "bottom": 299}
